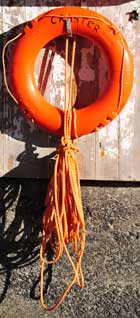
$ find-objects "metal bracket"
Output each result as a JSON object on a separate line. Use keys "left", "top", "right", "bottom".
{"left": 65, "top": 18, "right": 73, "bottom": 38}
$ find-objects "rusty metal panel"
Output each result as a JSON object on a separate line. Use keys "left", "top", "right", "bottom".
{"left": 1, "top": 0, "right": 136, "bottom": 6}
{"left": 1, "top": 1, "right": 25, "bottom": 6}
{"left": 26, "top": 0, "right": 82, "bottom": 6}
{"left": 1, "top": 1, "right": 140, "bottom": 180}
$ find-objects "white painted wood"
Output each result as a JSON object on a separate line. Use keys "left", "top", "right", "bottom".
{"left": 91, "top": 2, "right": 140, "bottom": 181}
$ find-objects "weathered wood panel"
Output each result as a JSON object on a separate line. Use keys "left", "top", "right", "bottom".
{"left": 92, "top": 1, "right": 139, "bottom": 181}
{"left": 1, "top": 1, "right": 140, "bottom": 180}
{"left": 0, "top": 1, "right": 3, "bottom": 177}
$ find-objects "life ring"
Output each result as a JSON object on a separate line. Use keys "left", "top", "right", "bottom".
{"left": 8, "top": 6, "right": 133, "bottom": 137}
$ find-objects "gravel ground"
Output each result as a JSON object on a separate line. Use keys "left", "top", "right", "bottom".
{"left": 0, "top": 179, "right": 140, "bottom": 318}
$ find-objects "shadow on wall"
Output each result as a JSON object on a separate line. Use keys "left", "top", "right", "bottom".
{"left": 0, "top": 23, "right": 66, "bottom": 178}
{"left": 1, "top": 21, "right": 104, "bottom": 178}
{"left": 1, "top": 25, "right": 61, "bottom": 145}
{"left": 1, "top": 0, "right": 136, "bottom": 6}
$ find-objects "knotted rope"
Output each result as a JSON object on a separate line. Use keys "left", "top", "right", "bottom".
{"left": 40, "top": 37, "right": 86, "bottom": 311}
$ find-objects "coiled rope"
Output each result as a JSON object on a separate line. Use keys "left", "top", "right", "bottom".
{"left": 40, "top": 36, "right": 85, "bottom": 311}
{"left": 2, "top": 29, "right": 85, "bottom": 313}
{"left": 2, "top": 16, "right": 126, "bottom": 312}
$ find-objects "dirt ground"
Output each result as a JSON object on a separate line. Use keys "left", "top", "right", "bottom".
{"left": 0, "top": 179, "right": 140, "bottom": 318}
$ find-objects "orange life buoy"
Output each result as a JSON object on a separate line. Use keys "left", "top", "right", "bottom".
{"left": 8, "top": 7, "right": 133, "bottom": 137}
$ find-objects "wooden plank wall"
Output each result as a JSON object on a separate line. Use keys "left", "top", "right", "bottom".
{"left": 0, "top": 0, "right": 140, "bottom": 180}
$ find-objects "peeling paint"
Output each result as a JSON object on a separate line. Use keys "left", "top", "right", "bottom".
{"left": 1, "top": 2, "right": 140, "bottom": 180}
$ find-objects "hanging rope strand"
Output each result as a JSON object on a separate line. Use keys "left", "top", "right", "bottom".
{"left": 2, "top": 33, "right": 22, "bottom": 104}
{"left": 67, "top": 37, "right": 76, "bottom": 136}
{"left": 40, "top": 35, "right": 86, "bottom": 311}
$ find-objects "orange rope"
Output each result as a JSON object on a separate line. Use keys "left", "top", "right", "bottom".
{"left": 2, "top": 15, "right": 127, "bottom": 313}
{"left": 40, "top": 36, "right": 85, "bottom": 311}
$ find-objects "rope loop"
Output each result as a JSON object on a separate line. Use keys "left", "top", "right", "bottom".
{"left": 40, "top": 35, "right": 85, "bottom": 312}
